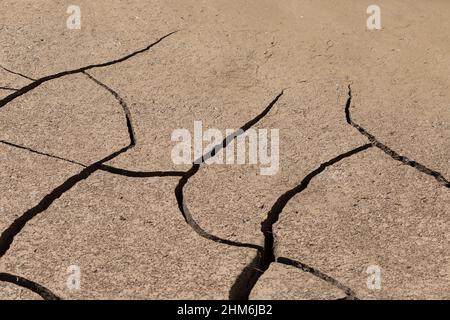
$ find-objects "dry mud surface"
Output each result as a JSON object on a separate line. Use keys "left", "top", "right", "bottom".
{"left": 0, "top": 0, "right": 449, "bottom": 300}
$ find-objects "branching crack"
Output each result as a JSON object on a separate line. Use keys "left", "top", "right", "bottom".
{"left": 0, "top": 272, "right": 61, "bottom": 300}
{"left": 0, "top": 31, "right": 278, "bottom": 299}
{"left": 230, "top": 144, "right": 372, "bottom": 300}
{"left": 5, "top": 36, "right": 442, "bottom": 301}
{"left": 99, "top": 165, "right": 185, "bottom": 178}
{"left": 0, "top": 140, "right": 184, "bottom": 178}
{"left": 0, "top": 74, "right": 138, "bottom": 257}
{"left": 0, "top": 31, "right": 178, "bottom": 109}
{"left": 0, "top": 145, "right": 132, "bottom": 257}
{"left": 345, "top": 85, "right": 450, "bottom": 188}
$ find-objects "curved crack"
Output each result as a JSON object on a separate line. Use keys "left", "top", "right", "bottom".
{"left": 0, "top": 32, "right": 295, "bottom": 300}
{"left": 277, "top": 257, "right": 358, "bottom": 299}
{"left": 82, "top": 71, "right": 136, "bottom": 146}
{"left": 0, "top": 272, "right": 61, "bottom": 300}
{"left": 345, "top": 85, "right": 450, "bottom": 188}
{"left": 0, "top": 31, "right": 178, "bottom": 109}
{"left": 230, "top": 143, "right": 372, "bottom": 300}
{"left": 175, "top": 164, "right": 263, "bottom": 251}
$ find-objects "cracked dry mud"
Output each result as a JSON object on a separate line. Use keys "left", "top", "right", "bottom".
{"left": 1, "top": 0, "right": 449, "bottom": 300}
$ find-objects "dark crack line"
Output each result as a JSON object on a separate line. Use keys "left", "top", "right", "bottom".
{"left": 0, "top": 140, "right": 86, "bottom": 166}
{"left": 0, "top": 31, "right": 178, "bottom": 110}
{"left": 197, "top": 91, "right": 285, "bottom": 164}
{"left": 0, "top": 86, "right": 19, "bottom": 91}
{"left": 345, "top": 85, "right": 450, "bottom": 188}
{"left": 176, "top": 164, "right": 263, "bottom": 251}
{"left": 1, "top": 63, "right": 183, "bottom": 179}
{"left": 174, "top": 92, "right": 284, "bottom": 253}
{"left": 0, "top": 140, "right": 184, "bottom": 178}
{"left": 230, "top": 143, "right": 372, "bottom": 300}
{"left": 277, "top": 257, "right": 358, "bottom": 299}
{"left": 0, "top": 272, "right": 61, "bottom": 300}
{"left": 0, "top": 65, "right": 36, "bottom": 81}
{"left": 0, "top": 74, "right": 140, "bottom": 257}
{"left": 100, "top": 164, "right": 185, "bottom": 177}
{"left": 0, "top": 145, "right": 132, "bottom": 257}
{"left": 82, "top": 71, "right": 136, "bottom": 146}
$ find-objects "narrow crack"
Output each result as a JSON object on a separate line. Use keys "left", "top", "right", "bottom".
{"left": 0, "top": 65, "right": 36, "bottom": 81}
{"left": 345, "top": 85, "right": 450, "bottom": 188}
{"left": 277, "top": 257, "right": 358, "bottom": 299}
{"left": 0, "top": 145, "right": 132, "bottom": 257}
{"left": 0, "top": 31, "right": 178, "bottom": 110}
{"left": 230, "top": 143, "right": 372, "bottom": 300}
{"left": 99, "top": 165, "right": 185, "bottom": 178}
{"left": 0, "top": 87, "right": 18, "bottom": 91}
{"left": 0, "top": 272, "right": 61, "bottom": 300}
{"left": 82, "top": 71, "right": 137, "bottom": 146}
{"left": 3, "top": 39, "right": 410, "bottom": 302}
{"left": 0, "top": 140, "right": 85, "bottom": 166}
{"left": 196, "top": 91, "right": 285, "bottom": 164}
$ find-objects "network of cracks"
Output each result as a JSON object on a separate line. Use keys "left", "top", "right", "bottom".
{"left": 0, "top": 31, "right": 448, "bottom": 300}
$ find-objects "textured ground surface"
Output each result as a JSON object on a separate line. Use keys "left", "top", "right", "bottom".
{"left": 0, "top": 0, "right": 449, "bottom": 300}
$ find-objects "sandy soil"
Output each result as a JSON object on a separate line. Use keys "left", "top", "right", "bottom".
{"left": 0, "top": 0, "right": 449, "bottom": 299}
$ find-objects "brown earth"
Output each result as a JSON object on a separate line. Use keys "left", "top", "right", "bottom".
{"left": 0, "top": 0, "right": 449, "bottom": 299}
